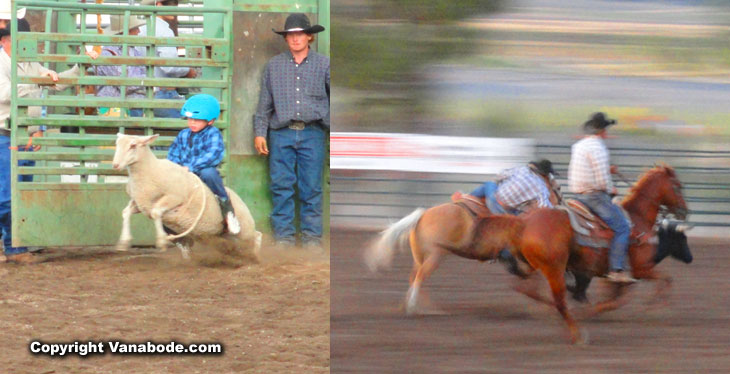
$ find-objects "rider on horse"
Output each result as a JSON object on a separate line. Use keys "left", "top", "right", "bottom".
{"left": 470, "top": 159, "right": 557, "bottom": 214}
{"left": 467, "top": 159, "right": 558, "bottom": 275}
{"left": 568, "top": 112, "right": 635, "bottom": 284}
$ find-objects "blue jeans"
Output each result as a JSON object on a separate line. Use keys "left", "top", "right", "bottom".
{"left": 471, "top": 181, "right": 507, "bottom": 214}
{"left": 195, "top": 167, "right": 229, "bottom": 201}
{"left": 153, "top": 89, "right": 183, "bottom": 118}
{"left": 575, "top": 192, "right": 631, "bottom": 271}
{"left": 0, "top": 135, "right": 29, "bottom": 254}
{"left": 269, "top": 125, "right": 326, "bottom": 242}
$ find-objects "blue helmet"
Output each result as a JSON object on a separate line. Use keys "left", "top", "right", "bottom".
{"left": 180, "top": 94, "right": 220, "bottom": 121}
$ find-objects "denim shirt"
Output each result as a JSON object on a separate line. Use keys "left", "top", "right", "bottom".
{"left": 254, "top": 49, "right": 330, "bottom": 137}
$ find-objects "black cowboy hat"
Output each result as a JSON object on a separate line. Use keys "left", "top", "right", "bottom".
{"left": 529, "top": 159, "right": 557, "bottom": 176}
{"left": 0, "top": 19, "right": 30, "bottom": 38}
{"left": 273, "top": 13, "right": 325, "bottom": 35}
{"left": 583, "top": 112, "right": 616, "bottom": 134}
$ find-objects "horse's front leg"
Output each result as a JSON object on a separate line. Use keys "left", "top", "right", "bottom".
{"left": 580, "top": 281, "right": 633, "bottom": 319}
{"left": 117, "top": 200, "right": 140, "bottom": 251}
{"left": 636, "top": 268, "right": 672, "bottom": 306}
{"left": 511, "top": 271, "right": 553, "bottom": 306}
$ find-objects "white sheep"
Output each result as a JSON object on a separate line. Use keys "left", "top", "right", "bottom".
{"left": 112, "top": 133, "right": 262, "bottom": 261}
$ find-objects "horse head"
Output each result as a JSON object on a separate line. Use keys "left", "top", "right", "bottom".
{"left": 627, "top": 165, "right": 688, "bottom": 222}
{"left": 654, "top": 165, "right": 688, "bottom": 220}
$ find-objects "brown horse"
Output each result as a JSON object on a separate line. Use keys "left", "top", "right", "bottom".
{"left": 515, "top": 165, "right": 688, "bottom": 343}
{"left": 364, "top": 172, "right": 558, "bottom": 315}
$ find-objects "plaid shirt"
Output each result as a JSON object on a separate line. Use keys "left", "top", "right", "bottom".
{"left": 568, "top": 135, "right": 613, "bottom": 194}
{"left": 95, "top": 46, "right": 146, "bottom": 98}
{"left": 495, "top": 166, "right": 553, "bottom": 209}
{"left": 167, "top": 125, "right": 224, "bottom": 174}
{"left": 254, "top": 49, "right": 330, "bottom": 137}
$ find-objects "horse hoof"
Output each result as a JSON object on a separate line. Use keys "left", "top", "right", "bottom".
{"left": 116, "top": 241, "right": 131, "bottom": 252}
{"left": 571, "top": 328, "right": 590, "bottom": 345}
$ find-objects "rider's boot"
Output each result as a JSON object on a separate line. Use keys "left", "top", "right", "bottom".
{"left": 498, "top": 249, "right": 524, "bottom": 277}
{"left": 218, "top": 197, "right": 241, "bottom": 235}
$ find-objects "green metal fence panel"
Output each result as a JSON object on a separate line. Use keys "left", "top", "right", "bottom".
{"left": 10, "top": 0, "right": 233, "bottom": 247}
{"left": 8, "top": 0, "right": 330, "bottom": 248}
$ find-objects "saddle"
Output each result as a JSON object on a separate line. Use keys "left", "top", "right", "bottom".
{"left": 560, "top": 199, "right": 621, "bottom": 248}
{"left": 450, "top": 191, "right": 491, "bottom": 219}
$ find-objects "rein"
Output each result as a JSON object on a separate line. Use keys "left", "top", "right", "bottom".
{"left": 166, "top": 173, "right": 208, "bottom": 240}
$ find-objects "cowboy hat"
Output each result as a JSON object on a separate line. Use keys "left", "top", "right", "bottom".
{"left": 0, "top": 0, "right": 25, "bottom": 20}
{"left": 272, "top": 13, "right": 324, "bottom": 35}
{"left": 104, "top": 15, "right": 146, "bottom": 35}
{"left": 0, "top": 18, "right": 30, "bottom": 38}
{"left": 529, "top": 159, "right": 557, "bottom": 176}
{"left": 140, "top": 0, "right": 178, "bottom": 5}
{"left": 583, "top": 112, "right": 616, "bottom": 134}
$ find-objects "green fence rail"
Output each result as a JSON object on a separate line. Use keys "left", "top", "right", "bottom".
{"left": 10, "top": 0, "right": 233, "bottom": 246}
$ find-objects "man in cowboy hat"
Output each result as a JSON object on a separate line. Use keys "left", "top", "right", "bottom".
{"left": 568, "top": 112, "right": 634, "bottom": 283}
{"left": 0, "top": 0, "right": 25, "bottom": 30}
{"left": 464, "top": 159, "right": 558, "bottom": 275}
{"left": 254, "top": 13, "right": 329, "bottom": 250}
{"left": 470, "top": 159, "right": 559, "bottom": 215}
{"left": 138, "top": 0, "right": 196, "bottom": 118}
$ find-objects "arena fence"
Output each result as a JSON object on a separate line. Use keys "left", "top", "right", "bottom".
{"left": 331, "top": 133, "right": 730, "bottom": 237}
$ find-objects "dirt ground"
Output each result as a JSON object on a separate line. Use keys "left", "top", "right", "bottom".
{"left": 332, "top": 230, "right": 730, "bottom": 374}
{"left": 0, "top": 242, "right": 330, "bottom": 374}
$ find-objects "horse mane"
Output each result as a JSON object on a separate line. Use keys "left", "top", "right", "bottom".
{"left": 622, "top": 164, "right": 675, "bottom": 204}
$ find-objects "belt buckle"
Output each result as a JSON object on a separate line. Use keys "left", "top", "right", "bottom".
{"left": 289, "top": 121, "right": 306, "bottom": 130}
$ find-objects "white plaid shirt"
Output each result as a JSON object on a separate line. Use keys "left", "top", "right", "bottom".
{"left": 495, "top": 166, "right": 553, "bottom": 209}
{"left": 568, "top": 135, "right": 614, "bottom": 194}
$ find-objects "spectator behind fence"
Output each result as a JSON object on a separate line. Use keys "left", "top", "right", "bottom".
{"left": 85, "top": 15, "right": 147, "bottom": 117}
{"left": 139, "top": 0, "right": 197, "bottom": 118}
{"left": 0, "top": 1, "right": 25, "bottom": 29}
{"left": 0, "top": 23, "right": 79, "bottom": 264}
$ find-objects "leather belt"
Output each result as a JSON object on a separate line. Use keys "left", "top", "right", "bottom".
{"left": 0, "top": 128, "right": 10, "bottom": 137}
{"left": 288, "top": 120, "right": 307, "bottom": 130}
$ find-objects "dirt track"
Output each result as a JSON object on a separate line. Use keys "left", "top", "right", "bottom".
{"left": 332, "top": 230, "right": 730, "bottom": 374}
{"left": 0, "top": 243, "right": 329, "bottom": 374}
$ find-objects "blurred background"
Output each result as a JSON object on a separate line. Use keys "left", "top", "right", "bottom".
{"left": 331, "top": 0, "right": 730, "bottom": 236}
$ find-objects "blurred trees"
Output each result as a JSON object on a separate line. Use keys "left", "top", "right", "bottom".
{"left": 332, "top": 0, "right": 504, "bottom": 130}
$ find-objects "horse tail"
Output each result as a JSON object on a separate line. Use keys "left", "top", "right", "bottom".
{"left": 365, "top": 208, "right": 426, "bottom": 273}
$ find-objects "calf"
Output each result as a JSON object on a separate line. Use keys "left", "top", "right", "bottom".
{"left": 654, "top": 219, "right": 693, "bottom": 264}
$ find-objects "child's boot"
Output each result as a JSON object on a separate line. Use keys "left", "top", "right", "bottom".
{"left": 218, "top": 197, "right": 241, "bottom": 235}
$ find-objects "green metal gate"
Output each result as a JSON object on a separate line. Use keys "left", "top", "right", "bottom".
{"left": 11, "top": 0, "right": 233, "bottom": 247}
{"left": 10, "top": 0, "right": 330, "bottom": 248}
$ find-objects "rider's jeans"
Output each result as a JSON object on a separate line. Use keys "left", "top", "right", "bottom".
{"left": 575, "top": 191, "right": 631, "bottom": 271}
{"left": 195, "top": 167, "right": 229, "bottom": 201}
{"left": 471, "top": 181, "right": 507, "bottom": 214}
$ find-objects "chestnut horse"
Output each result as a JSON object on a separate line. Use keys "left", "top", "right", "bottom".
{"left": 515, "top": 165, "right": 687, "bottom": 343}
{"left": 365, "top": 172, "right": 558, "bottom": 315}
